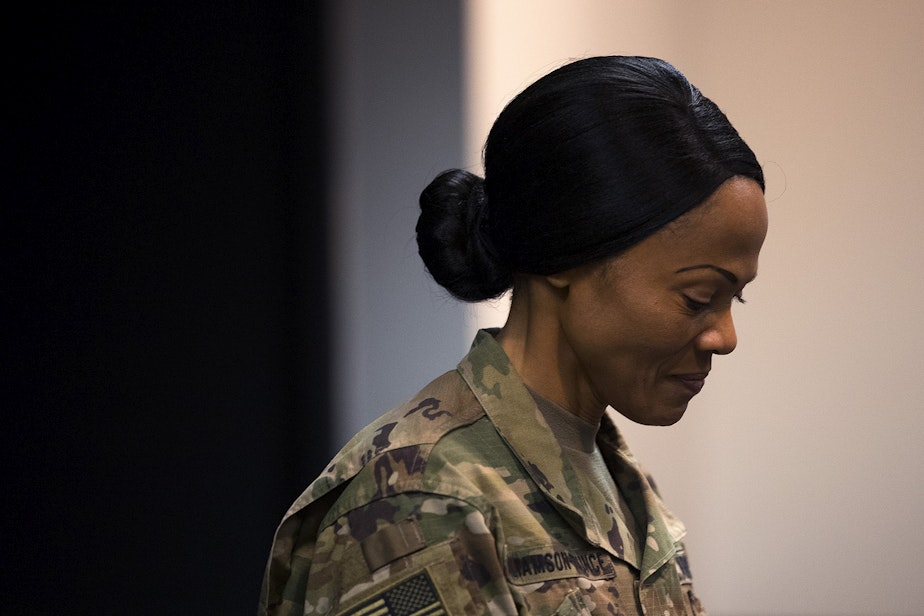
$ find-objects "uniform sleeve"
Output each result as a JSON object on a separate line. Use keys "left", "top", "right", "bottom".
{"left": 273, "top": 492, "right": 518, "bottom": 616}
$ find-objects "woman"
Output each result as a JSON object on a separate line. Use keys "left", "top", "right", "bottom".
{"left": 260, "top": 56, "right": 768, "bottom": 616}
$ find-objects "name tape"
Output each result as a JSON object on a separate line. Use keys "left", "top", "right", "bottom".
{"left": 505, "top": 547, "right": 616, "bottom": 585}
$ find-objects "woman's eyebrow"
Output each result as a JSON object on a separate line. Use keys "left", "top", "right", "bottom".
{"left": 675, "top": 264, "right": 739, "bottom": 284}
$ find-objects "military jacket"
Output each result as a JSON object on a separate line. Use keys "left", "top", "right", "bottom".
{"left": 260, "top": 330, "right": 707, "bottom": 616}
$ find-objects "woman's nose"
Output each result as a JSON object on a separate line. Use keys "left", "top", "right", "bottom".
{"left": 698, "top": 308, "right": 738, "bottom": 355}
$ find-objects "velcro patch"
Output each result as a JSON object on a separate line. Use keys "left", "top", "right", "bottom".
{"left": 342, "top": 571, "right": 446, "bottom": 616}
{"left": 504, "top": 546, "right": 616, "bottom": 585}
{"left": 361, "top": 521, "right": 426, "bottom": 571}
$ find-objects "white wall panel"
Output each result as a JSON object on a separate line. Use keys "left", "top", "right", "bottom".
{"left": 464, "top": 2, "right": 924, "bottom": 614}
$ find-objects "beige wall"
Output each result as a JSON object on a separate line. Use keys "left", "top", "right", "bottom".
{"left": 463, "top": 2, "right": 924, "bottom": 615}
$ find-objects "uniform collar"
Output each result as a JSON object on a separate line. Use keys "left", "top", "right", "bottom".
{"left": 457, "top": 329, "right": 686, "bottom": 579}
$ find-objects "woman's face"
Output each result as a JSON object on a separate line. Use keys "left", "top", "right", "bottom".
{"left": 554, "top": 177, "right": 768, "bottom": 425}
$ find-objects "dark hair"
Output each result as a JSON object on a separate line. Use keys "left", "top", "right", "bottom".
{"left": 417, "top": 56, "right": 764, "bottom": 302}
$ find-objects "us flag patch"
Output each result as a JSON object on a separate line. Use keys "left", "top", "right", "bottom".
{"left": 343, "top": 571, "right": 446, "bottom": 616}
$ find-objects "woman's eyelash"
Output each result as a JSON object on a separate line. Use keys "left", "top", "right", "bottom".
{"left": 684, "top": 294, "right": 747, "bottom": 311}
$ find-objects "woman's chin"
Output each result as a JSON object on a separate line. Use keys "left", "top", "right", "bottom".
{"left": 615, "top": 402, "right": 688, "bottom": 426}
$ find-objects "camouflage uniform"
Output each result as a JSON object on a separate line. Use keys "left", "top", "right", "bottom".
{"left": 260, "top": 330, "right": 707, "bottom": 616}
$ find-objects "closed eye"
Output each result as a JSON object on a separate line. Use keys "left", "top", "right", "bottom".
{"left": 683, "top": 296, "right": 709, "bottom": 313}
{"left": 685, "top": 294, "right": 747, "bottom": 313}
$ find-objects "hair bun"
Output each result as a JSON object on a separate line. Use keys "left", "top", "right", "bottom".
{"left": 416, "top": 169, "right": 512, "bottom": 301}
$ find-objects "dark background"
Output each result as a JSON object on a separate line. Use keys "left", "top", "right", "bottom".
{"left": 7, "top": 4, "right": 332, "bottom": 612}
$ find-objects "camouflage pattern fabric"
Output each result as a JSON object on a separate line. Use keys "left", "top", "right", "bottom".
{"left": 260, "top": 330, "right": 707, "bottom": 616}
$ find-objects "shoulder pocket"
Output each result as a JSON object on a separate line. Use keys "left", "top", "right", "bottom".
{"left": 336, "top": 541, "right": 484, "bottom": 616}
{"left": 339, "top": 568, "right": 448, "bottom": 616}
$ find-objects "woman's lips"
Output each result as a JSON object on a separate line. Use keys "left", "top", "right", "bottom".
{"left": 673, "top": 373, "right": 708, "bottom": 394}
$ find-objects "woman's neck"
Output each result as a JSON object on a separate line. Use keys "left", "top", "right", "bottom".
{"left": 497, "top": 278, "right": 607, "bottom": 425}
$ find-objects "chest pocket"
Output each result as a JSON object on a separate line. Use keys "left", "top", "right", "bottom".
{"left": 673, "top": 545, "right": 706, "bottom": 616}
{"left": 504, "top": 544, "right": 646, "bottom": 616}
{"left": 636, "top": 544, "right": 707, "bottom": 616}
{"left": 553, "top": 590, "right": 594, "bottom": 616}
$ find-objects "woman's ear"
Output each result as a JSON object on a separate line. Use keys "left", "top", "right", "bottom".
{"left": 545, "top": 272, "right": 572, "bottom": 289}
{"left": 545, "top": 259, "right": 614, "bottom": 293}
{"left": 544, "top": 262, "right": 594, "bottom": 290}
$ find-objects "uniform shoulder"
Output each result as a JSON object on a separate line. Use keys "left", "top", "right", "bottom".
{"left": 294, "top": 368, "right": 485, "bottom": 510}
